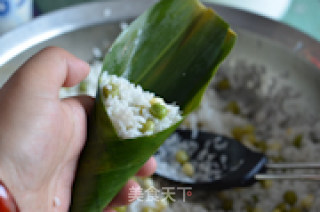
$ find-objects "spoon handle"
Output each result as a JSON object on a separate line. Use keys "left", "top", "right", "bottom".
{"left": 255, "top": 174, "right": 320, "bottom": 181}
{"left": 266, "top": 162, "right": 320, "bottom": 169}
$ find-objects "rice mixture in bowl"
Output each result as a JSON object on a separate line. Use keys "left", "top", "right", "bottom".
{"left": 62, "top": 47, "right": 320, "bottom": 212}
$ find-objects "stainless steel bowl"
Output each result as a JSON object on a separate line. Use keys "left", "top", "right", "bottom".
{"left": 1, "top": 1, "right": 320, "bottom": 111}
{"left": 0, "top": 2, "right": 319, "bottom": 113}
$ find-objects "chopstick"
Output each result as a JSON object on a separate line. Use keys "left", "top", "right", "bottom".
{"left": 255, "top": 162, "right": 320, "bottom": 181}
{"left": 255, "top": 174, "right": 320, "bottom": 181}
{"left": 266, "top": 162, "right": 320, "bottom": 169}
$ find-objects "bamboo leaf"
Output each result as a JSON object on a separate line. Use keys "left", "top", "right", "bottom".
{"left": 70, "top": 0, "right": 236, "bottom": 211}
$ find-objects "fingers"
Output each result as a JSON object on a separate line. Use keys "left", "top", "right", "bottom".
{"left": 136, "top": 157, "right": 157, "bottom": 177}
{"left": 4, "top": 46, "right": 90, "bottom": 99}
{"left": 105, "top": 157, "right": 157, "bottom": 210}
{"left": 106, "top": 179, "right": 141, "bottom": 209}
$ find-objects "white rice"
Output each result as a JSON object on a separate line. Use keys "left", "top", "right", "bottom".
{"left": 99, "top": 72, "right": 182, "bottom": 138}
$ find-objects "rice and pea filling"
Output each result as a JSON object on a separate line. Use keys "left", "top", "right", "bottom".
{"left": 100, "top": 72, "right": 182, "bottom": 139}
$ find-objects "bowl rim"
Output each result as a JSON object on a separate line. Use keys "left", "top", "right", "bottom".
{"left": 0, "top": 0, "right": 319, "bottom": 69}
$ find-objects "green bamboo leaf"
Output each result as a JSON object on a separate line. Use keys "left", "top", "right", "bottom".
{"left": 70, "top": 0, "right": 236, "bottom": 211}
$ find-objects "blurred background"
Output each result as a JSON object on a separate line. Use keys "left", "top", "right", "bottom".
{"left": 1, "top": 0, "right": 319, "bottom": 42}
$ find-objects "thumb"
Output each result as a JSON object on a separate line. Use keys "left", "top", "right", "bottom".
{"left": 63, "top": 95, "right": 95, "bottom": 116}
{"left": 61, "top": 95, "right": 95, "bottom": 156}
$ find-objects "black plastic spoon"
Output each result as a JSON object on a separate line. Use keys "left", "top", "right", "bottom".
{"left": 154, "top": 129, "right": 320, "bottom": 190}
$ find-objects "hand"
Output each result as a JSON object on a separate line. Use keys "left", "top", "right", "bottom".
{"left": 0, "top": 47, "right": 157, "bottom": 212}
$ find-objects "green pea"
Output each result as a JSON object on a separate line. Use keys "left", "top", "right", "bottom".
{"left": 175, "top": 150, "right": 189, "bottom": 164}
{"left": 142, "top": 206, "right": 156, "bottom": 212}
{"left": 225, "top": 101, "right": 240, "bottom": 115}
{"left": 231, "top": 125, "right": 255, "bottom": 141}
{"left": 102, "top": 84, "right": 119, "bottom": 98}
{"left": 288, "top": 207, "right": 302, "bottom": 212}
{"left": 156, "top": 199, "right": 169, "bottom": 210}
{"left": 243, "top": 124, "right": 255, "bottom": 134}
{"left": 140, "top": 120, "right": 155, "bottom": 133}
{"left": 246, "top": 205, "right": 255, "bottom": 212}
{"left": 103, "top": 86, "right": 109, "bottom": 98}
{"left": 79, "top": 81, "right": 87, "bottom": 92}
{"left": 271, "top": 155, "right": 285, "bottom": 163}
{"left": 283, "top": 190, "right": 297, "bottom": 206}
{"left": 232, "top": 127, "right": 245, "bottom": 141}
{"left": 260, "top": 180, "right": 272, "bottom": 189}
{"left": 216, "top": 78, "right": 231, "bottom": 91}
{"left": 275, "top": 202, "right": 287, "bottom": 211}
{"left": 253, "top": 208, "right": 263, "bottom": 212}
{"left": 246, "top": 204, "right": 262, "bottom": 212}
{"left": 293, "top": 134, "right": 303, "bottom": 148}
{"left": 247, "top": 134, "right": 258, "bottom": 145}
{"left": 254, "top": 141, "right": 268, "bottom": 153}
{"left": 246, "top": 204, "right": 263, "bottom": 212}
{"left": 252, "top": 194, "right": 259, "bottom": 203}
{"left": 114, "top": 206, "right": 127, "bottom": 212}
{"left": 222, "top": 198, "right": 233, "bottom": 210}
{"left": 150, "top": 103, "right": 168, "bottom": 119}
{"left": 182, "top": 162, "right": 194, "bottom": 177}
{"left": 141, "top": 177, "right": 153, "bottom": 189}
{"left": 301, "top": 194, "right": 314, "bottom": 209}
{"left": 110, "top": 85, "right": 120, "bottom": 97}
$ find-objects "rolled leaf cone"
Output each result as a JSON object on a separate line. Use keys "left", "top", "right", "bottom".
{"left": 70, "top": 0, "right": 236, "bottom": 211}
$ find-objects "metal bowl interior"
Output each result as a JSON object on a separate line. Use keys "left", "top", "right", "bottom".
{"left": 0, "top": 0, "right": 319, "bottom": 111}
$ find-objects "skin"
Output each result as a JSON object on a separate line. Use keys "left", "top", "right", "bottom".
{"left": 0, "top": 47, "right": 157, "bottom": 212}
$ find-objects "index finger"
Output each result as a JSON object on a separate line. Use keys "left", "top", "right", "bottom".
{"left": 3, "top": 47, "right": 90, "bottom": 99}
